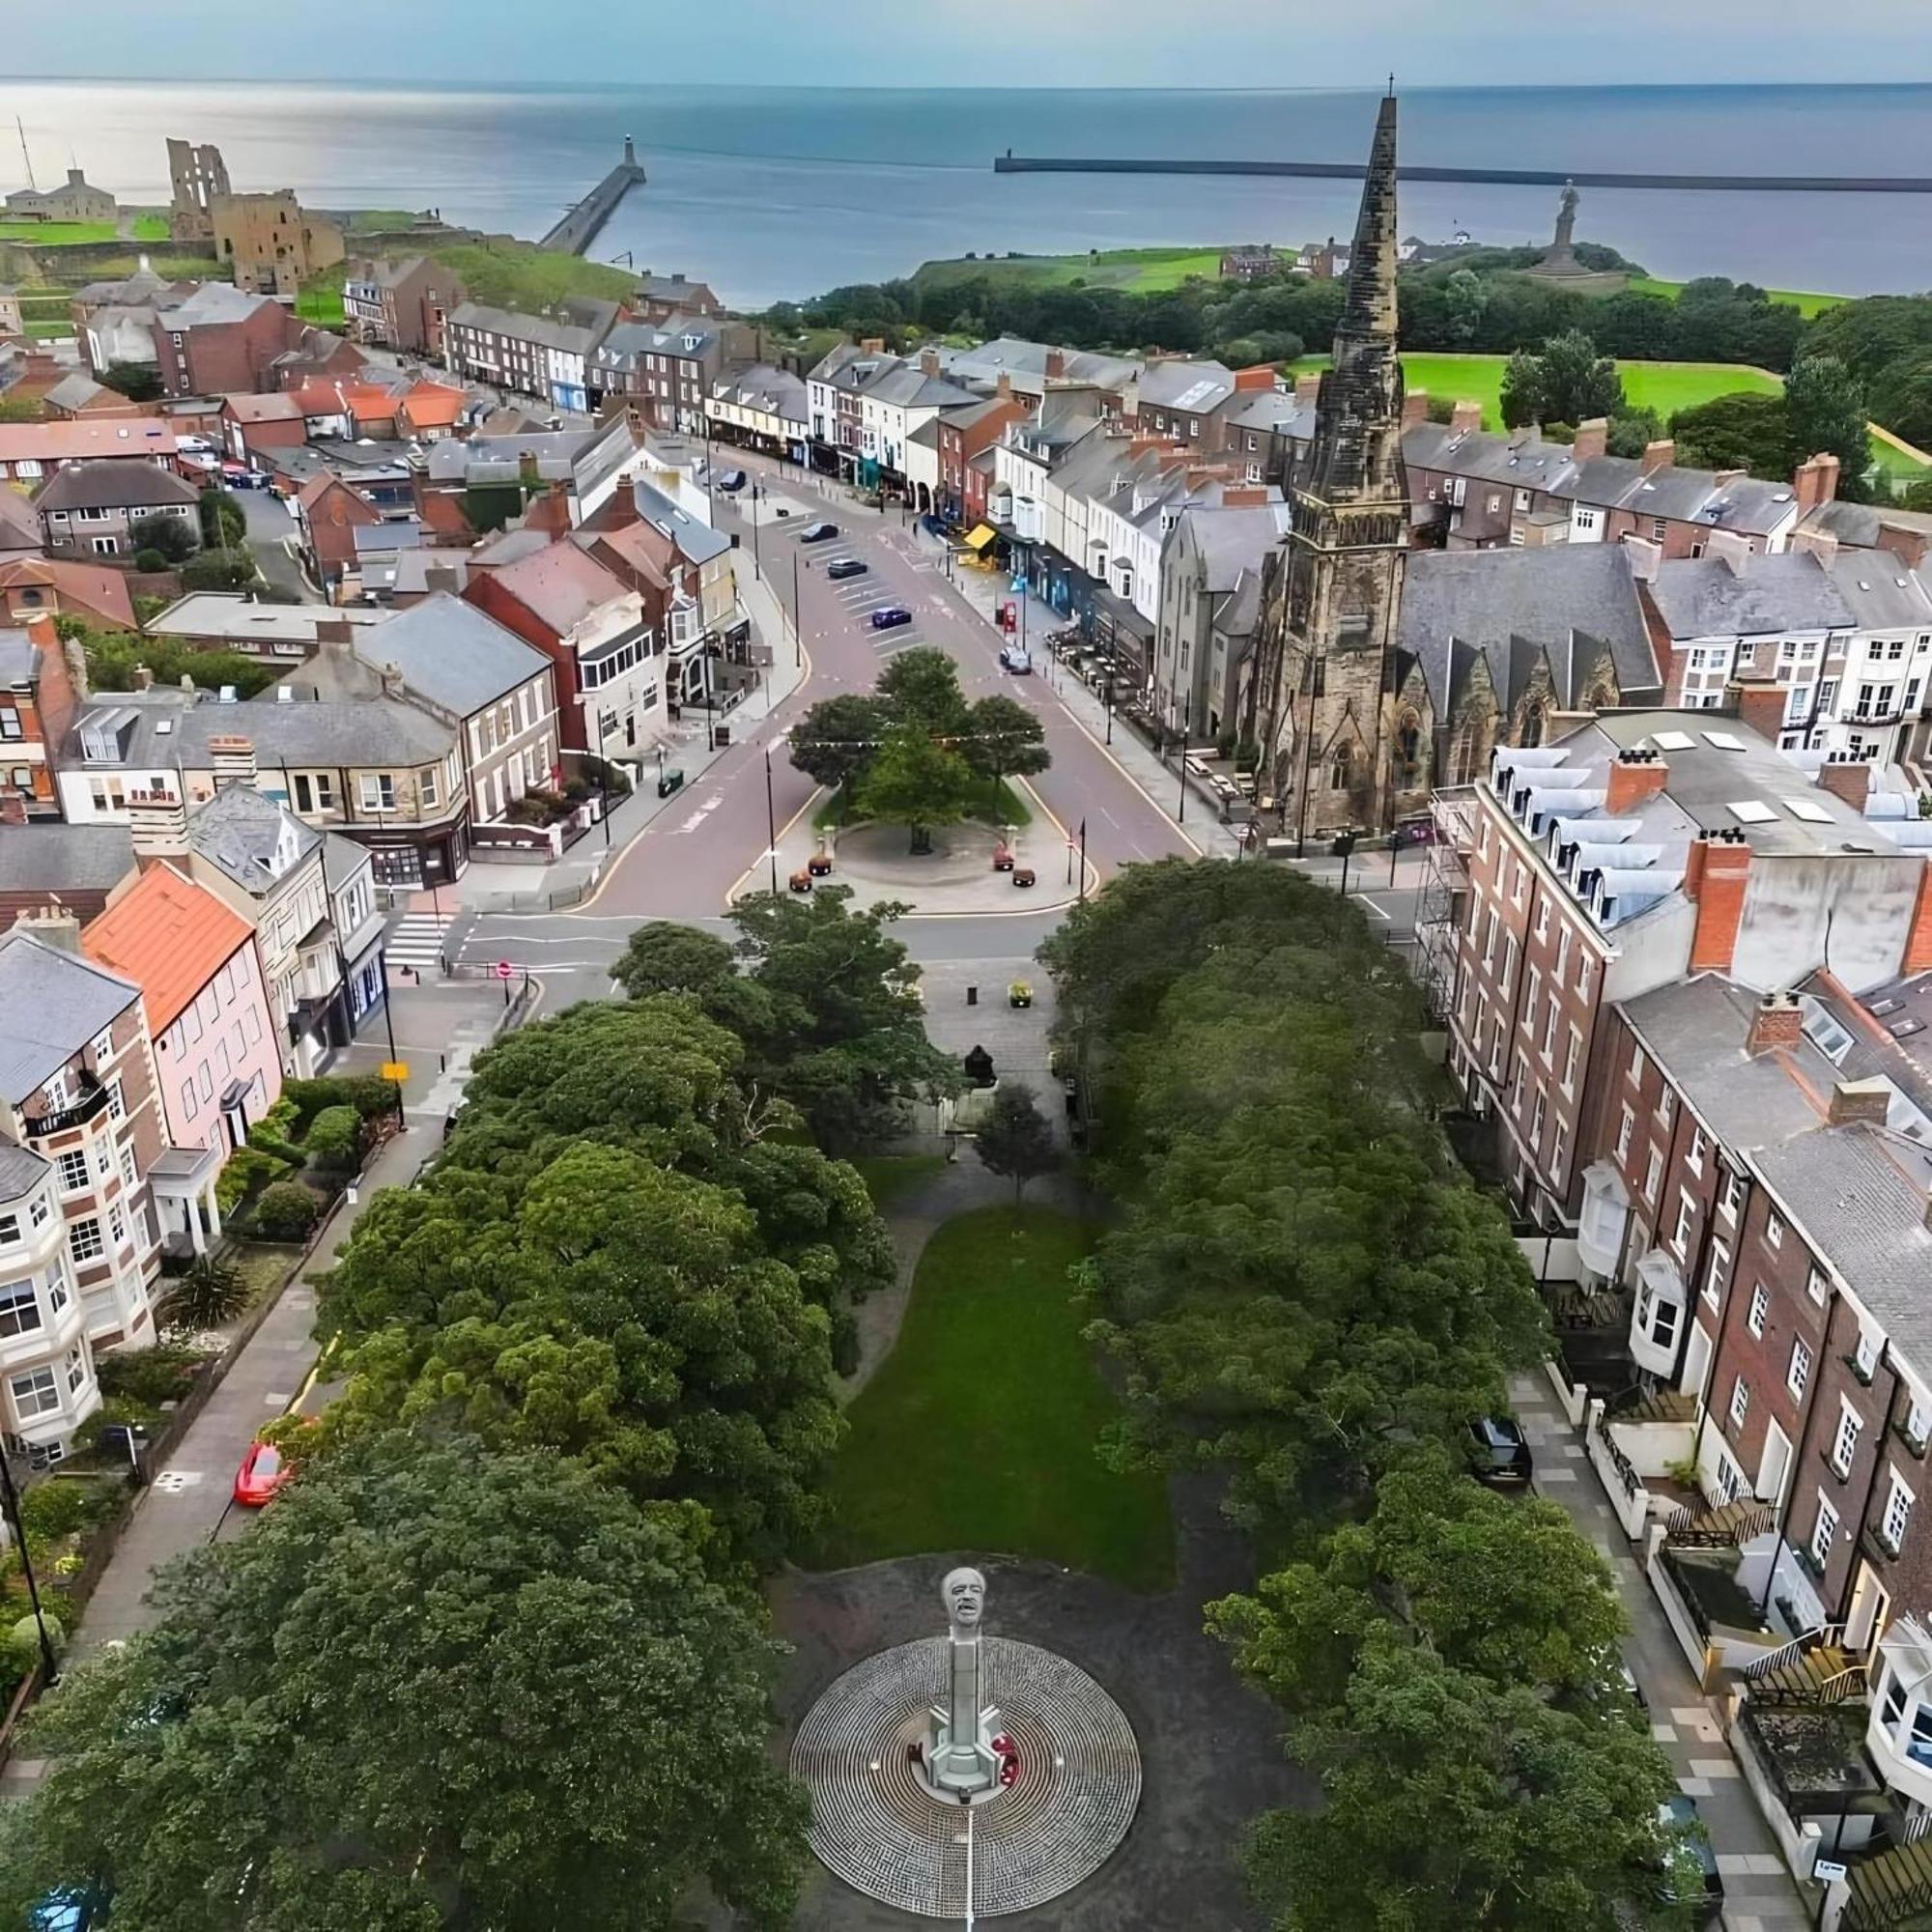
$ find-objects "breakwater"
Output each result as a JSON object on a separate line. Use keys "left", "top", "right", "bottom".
{"left": 991, "top": 155, "right": 1932, "bottom": 194}
{"left": 541, "top": 137, "right": 648, "bottom": 254}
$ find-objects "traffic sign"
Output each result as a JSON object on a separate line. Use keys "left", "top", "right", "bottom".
{"left": 495, "top": 960, "right": 514, "bottom": 980}
{"left": 380, "top": 1061, "right": 410, "bottom": 1083}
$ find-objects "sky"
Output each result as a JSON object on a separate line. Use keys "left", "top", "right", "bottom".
{"left": 8, "top": 0, "right": 1931, "bottom": 89}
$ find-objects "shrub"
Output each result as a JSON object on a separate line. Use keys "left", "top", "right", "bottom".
{"left": 215, "top": 1145, "right": 292, "bottom": 1215}
{"left": 19, "top": 1477, "right": 115, "bottom": 1545}
{"left": 303, "top": 1104, "right": 363, "bottom": 1168}
{"left": 252, "top": 1181, "right": 324, "bottom": 1242}
{"left": 157, "top": 1256, "right": 251, "bottom": 1333}
{"left": 180, "top": 551, "right": 259, "bottom": 593}
{"left": 132, "top": 547, "right": 171, "bottom": 574}
{"left": 96, "top": 1342, "right": 204, "bottom": 1406}
{"left": 283, "top": 1075, "right": 400, "bottom": 1125}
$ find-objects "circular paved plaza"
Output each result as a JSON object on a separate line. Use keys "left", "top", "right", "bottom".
{"left": 791, "top": 1634, "right": 1141, "bottom": 1918}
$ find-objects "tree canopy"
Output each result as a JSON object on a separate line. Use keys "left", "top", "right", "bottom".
{"left": 1499, "top": 329, "right": 1627, "bottom": 431}
{"left": 974, "top": 1080, "right": 1060, "bottom": 1203}
{"left": 611, "top": 888, "right": 958, "bottom": 1154}
{"left": 0, "top": 1435, "right": 809, "bottom": 1932}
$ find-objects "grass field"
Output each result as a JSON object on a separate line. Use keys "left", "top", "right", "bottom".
{"left": 0, "top": 214, "right": 168, "bottom": 246}
{"left": 416, "top": 241, "right": 634, "bottom": 313}
{"left": 347, "top": 209, "right": 421, "bottom": 232}
{"left": 811, "top": 1206, "right": 1174, "bottom": 1590}
{"left": 915, "top": 244, "right": 1236, "bottom": 295}
{"left": 849, "top": 1153, "right": 946, "bottom": 1213}
{"left": 296, "top": 276, "right": 347, "bottom": 328}
{"left": 1627, "top": 274, "right": 1845, "bottom": 320}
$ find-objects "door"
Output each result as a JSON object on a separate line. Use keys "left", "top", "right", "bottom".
{"left": 1847, "top": 1563, "right": 1893, "bottom": 1654}
{"left": 1681, "top": 1321, "right": 1715, "bottom": 1405}
{"left": 1757, "top": 1420, "right": 1793, "bottom": 1510}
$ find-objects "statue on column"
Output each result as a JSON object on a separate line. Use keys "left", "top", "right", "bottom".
{"left": 915, "top": 1567, "right": 1018, "bottom": 1804}
{"left": 1544, "top": 182, "right": 1580, "bottom": 271}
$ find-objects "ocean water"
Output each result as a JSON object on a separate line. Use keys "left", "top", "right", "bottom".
{"left": 7, "top": 79, "right": 1931, "bottom": 306}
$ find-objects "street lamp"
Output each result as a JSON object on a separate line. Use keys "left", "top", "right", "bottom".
{"left": 764, "top": 733, "right": 787, "bottom": 895}
{"left": 1176, "top": 696, "right": 1190, "bottom": 825}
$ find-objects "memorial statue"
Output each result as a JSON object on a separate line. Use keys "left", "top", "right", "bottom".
{"left": 1541, "top": 182, "right": 1581, "bottom": 272}
{"left": 918, "top": 1566, "right": 1013, "bottom": 1804}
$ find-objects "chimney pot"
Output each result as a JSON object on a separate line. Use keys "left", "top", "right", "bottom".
{"left": 1817, "top": 753, "right": 1872, "bottom": 814}
{"left": 1746, "top": 989, "right": 1804, "bottom": 1056}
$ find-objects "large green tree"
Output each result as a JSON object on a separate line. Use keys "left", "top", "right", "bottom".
{"left": 1668, "top": 390, "right": 1791, "bottom": 473}
{"left": 858, "top": 724, "right": 975, "bottom": 850}
{"left": 961, "top": 694, "right": 1050, "bottom": 788}
{"left": 788, "top": 691, "right": 892, "bottom": 791}
{"left": 0, "top": 1435, "right": 809, "bottom": 1932}
{"left": 1782, "top": 352, "right": 1872, "bottom": 489}
{"left": 1499, "top": 329, "right": 1626, "bottom": 430}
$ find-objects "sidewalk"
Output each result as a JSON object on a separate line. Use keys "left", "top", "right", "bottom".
{"left": 1509, "top": 1371, "right": 1812, "bottom": 1930}
{"left": 450, "top": 567, "right": 807, "bottom": 914}
{"left": 938, "top": 546, "right": 1244, "bottom": 861}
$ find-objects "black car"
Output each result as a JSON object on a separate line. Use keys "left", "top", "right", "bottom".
{"left": 828, "top": 557, "right": 869, "bottom": 580}
{"left": 1466, "top": 1415, "right": 1534, "bottom": 1487}
{"left": 1656, "top": 1795, "right": 1724, "bottom": 1923}
{"left": 870, "top": 606, "right": 914, "bottom": 631}
{"left": 801, "top": 521, "right": 839, "bottom": 543}
{"left": 718, "top": 469, "right": 747, "bottom": 492}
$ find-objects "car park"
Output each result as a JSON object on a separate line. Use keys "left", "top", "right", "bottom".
{"left": 801, "top": 522, "right": 839, "bottom": 543}
{"left": 870, "top": 606, "right": 913, "bottom": 631}
{"left": 828, "top": 557, "right": 869, "bottom": 580}
{"left": 1466, "top": 1415, "right": 1534, "bottom": 1487}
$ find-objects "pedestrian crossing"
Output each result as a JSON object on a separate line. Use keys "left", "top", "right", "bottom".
{"left": 384, "top": 912, "right": 454, "bottom": 974}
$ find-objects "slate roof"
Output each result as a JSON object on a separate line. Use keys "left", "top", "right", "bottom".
{"left": 1829, "top": 552, "right": 1932, "bottom": 631}
{"left": 0, "top": 927, "right": 139, "bottom": 1104}
{"left": 185, "top": 783, "right": 323, "bottom": 895}
{"left": 1646, "top": 552, "right": 1855, "bottom": 639}
{"left": 34, "top": 461, "right": 200, "bottom": 515}
{"left": 1397, "top": 543, "right": 1661, "bottom": 713}
{"left": 425, "top": 430, "right": 592, "bottom": 488}
{"left": 0, "top": 489, "right": 40, "bottom": 554}
{"left": 448, "top": 302, "right": 600, "bottom": 357}
{"left": 857, "top": 364, "right": 980, "bottom": 412}
{"left": 351, "top": 592, "right": 549, "bottom": 717}
{"left": 1136, "top": 359, "right": 1236, "bottom": 412}
{"left": 167, "top": 283, "right": 278, "bottom": 329}
{"left": 710, "top": 363, "right": 807, "bottom": 421}
{"left": 1179, "top": 502, "right": 1293, "bottom": 594}
{"left": 632, "top": 479, "right": 729, "bottom": 566}
{"left": 42, "top": 372, "right": 111, "bottom": 413}
{"left": 1798, "top": 499, "right": 1932, "bottom": 551}
{"left": 0, "top": 1143, "right": 50, "bottom": 1207}
{"left": 0, "top": 824, "right": 135, "bottom": 894}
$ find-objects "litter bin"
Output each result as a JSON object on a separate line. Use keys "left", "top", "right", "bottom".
{"left": 657, "top": 768, "right": 686, "bottom": 799}
{"left": 711, "top": 724, "right": 731, "bottom": 750}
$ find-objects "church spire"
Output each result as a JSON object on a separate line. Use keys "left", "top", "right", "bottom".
{"left": 1338, "top": 92, "right": 1402, "bottom": 347}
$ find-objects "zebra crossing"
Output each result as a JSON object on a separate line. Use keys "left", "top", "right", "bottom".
{"left": 383, "top": 911, "right": 455, "bottom": 974}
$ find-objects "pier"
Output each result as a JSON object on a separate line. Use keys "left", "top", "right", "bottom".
{"left": 991, "top": 154, "right": 1932, "bottom": 194}
{"left": 541, "top": 137, "right": 647, "bottom": 255}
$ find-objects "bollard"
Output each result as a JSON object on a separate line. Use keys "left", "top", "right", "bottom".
{"left": 966, "top": 984, "right": 978, "bottom": 1007}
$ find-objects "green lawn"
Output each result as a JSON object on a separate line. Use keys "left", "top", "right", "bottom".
{"left": 915, "top": 244, "right": 1237, "bottom": 295}
{"left": 848, "top": 1153, "right": 946, "bottom": 1213}
{"left": 296, "top": 275, "right": 347, "bottom": 328}
{"left": 417, "top": 240, "right": 634, "bottom": 312}
{"left": 130, "top": 213, "right": 170, "bottom": 242}
{"left": 812, "top": 1205, "right": 1175, "bottom": 1590}
{"left": 0, "top": 220, "right": 118, "bottom": 244}
{"left": 348, "top": 209, "right": 421, "bottom": 232}
{"left": 1626, "top": 274, "right": 1845, "bottom": 320}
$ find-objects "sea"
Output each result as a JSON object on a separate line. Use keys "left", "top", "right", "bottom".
{"left": 7, "top": 79, "right": 1932, "bottom": 309}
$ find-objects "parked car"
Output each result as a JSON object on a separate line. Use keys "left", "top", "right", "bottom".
{"left": 1466, "top": 1415, "right": 1534, "bottom": 1487}
{"left": 28, "top": 1887, "right": 107, "bottom": 1932}
{"left": 999, "top": 646, "right": 1033, "bottom": 674}
{"left": 800, "top": 521, "right": 839, "bottom": 543}
{"left": 177, "top": 434, "right": 216, "bottom": 454}
{"left": 870, "top": 606, "right": 913, "bottom": 631}
{"left": 1655, "top": 1794, "right": 1724, "bottom": 1923}
{"left": 718, "top": 469, "right": 747, "bottom": 492}
{"left": 828, "top": 557, "right": 869, "bottom": 580}
{"left": 233, "top": 1437, "right": 294, "bottom": 1507}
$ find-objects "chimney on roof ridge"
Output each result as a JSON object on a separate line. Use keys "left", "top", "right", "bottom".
{"left": 1747, "top": 989, "right": 1804, "bottom": 1057}
{"left": 1790, "top": 526, "right": 1840, "bottom": 566}
{"left": 1828, "top": 1076, "right": 1893, "bottom": 1127}
{"left": 1712, "top": 469, "right": 1746, "bottom": 490}
{"left": 1605, "top": 746, "right": 1669, "bottom": 815}
{"left": 919, "top": 347, "right": 941, "bottom": 377}
{"left": 1294, "top": 373, "right": 1321, "bottom": 404}
{"left": 1622, "top": 535, "right": 1662, "bottom": 582}
{"left": 1570, "top": 417, "right": 1608, "bottom": 464}
{"left": 1708, "top": 528, "right": 1755, "bottom": 577}
{"left": 1817, "top": 749, "right": 1872, "bottom": 814}
{"left": 1686, "top": 828, "right": 1752, "bottom": 972}
{"left": 1641, "top": 438, "right": 1676, "bottom": 476}
{"left": 1876, "top": 522, "right": 1928, "bottom": 571}
{"left": 1729, "top": 681, "right": 1788, "bottom": 744}
{"left": 1044, "top": 348, "right": 1066, "bottom": 381}
{"left": 1793, "top": 450, "right": 1843, "bottom": 513}
{"left": 1449, "top": 398, "right": 1483, "bottom": 434}
{"left": 131, "top": 665, "right": 154, "bottom": 691}
{"left": 18, "top": 906, "right": 81, "bottom": 953}
{"left": 1402, "top": 388, "right": 1430, "bottom": 428}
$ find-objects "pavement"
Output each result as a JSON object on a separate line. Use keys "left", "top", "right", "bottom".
{"left": 1509, "top": 1371, "right": 1812, "bottom": 1930}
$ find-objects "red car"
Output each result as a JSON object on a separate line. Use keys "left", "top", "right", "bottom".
{"left": 233, "top": 1438, "right": 294, "bottom": 1507}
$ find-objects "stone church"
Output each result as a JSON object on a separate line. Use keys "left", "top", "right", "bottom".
{"left": 1246, "top": 96, "right": 1660, "bottom": 841}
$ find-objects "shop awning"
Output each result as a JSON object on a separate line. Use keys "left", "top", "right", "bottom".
{"left": 963, "top": 524, "right": 999, "bottom": 553}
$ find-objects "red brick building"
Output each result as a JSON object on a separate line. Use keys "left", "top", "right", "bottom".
{"left": 151, "top": 285, "right": 297, "bottom": 399}
{"left": 937, "top": 393, "right": 1028, "bottom": 526}
{"left": 0, "top": 615, "right": 80, "bottom": 818}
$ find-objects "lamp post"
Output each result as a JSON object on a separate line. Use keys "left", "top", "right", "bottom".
{"left": 791, "top": 548, "right": 802, "bottom": 657}
{"left": 1176, "top": 696, "right": 1190, "bottom": 824}
{"left": 749, "top": 480, "right": 763, "bottom": 582}
{"left": 764, "top": 733, "right": 786, "bottom": 895}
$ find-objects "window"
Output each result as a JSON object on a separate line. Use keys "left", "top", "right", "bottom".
{"left": 107, "top": 1202, "right": 126, "bottom": 1247}
{"left": 1704, "top": 1236, "right": 1730, "bottom": 1308}
{"left": 1788, "top": 1337, "right": 1812, "bottom": 1400}
{"left": 106, "top": 1077, "right": 125, "bottom": 1122}
{"left": 69, "top": 1216, "right": 103, "bottom": 1263}
{"left": 1856, "top": 1330, "right": 1881, "bottom": 1381}
{"left": 418, "top": 767, "right": 439, "bottom": 810}
{"left": 1730, "top": 1375, "right": 1750, "bottom": 1430}
{"left": 1615, "top": 1104, "right": 1634, "bottom": 1159}
{"left": 1686, "top": 1125, "right": 1706, "bottom": 1175}
{"left": 1719, "top": 1168, "right": 1743, "bottom": 1222}
{"left": 1628, "top": 1041, "right": 1645, "bottom": 1085}
{"left": 45, "top": 1265, "right": 68, "bottom": 1315}
{"left": 1539, "top": 993, "right": 1557, "bottom": 1062}
{"left": 1908, "top": 1397, "right": 1932, "bottom": 1451}
{"left": 1806, "top": 1265, "right": 1828, "bottom": 1306}
{"left": 1671, "top": 1190, "right": 1695, "bottom": 1255}
{"left": 1657, "top": 1086, "right": 1674, "bottom": 1128}
{"left": 0, "top": 1281, "right": 43, "bottom": 1339}
{"left": 358, "top": 774, "right": 396, "bottom": 813}
{"left": 1833, "top": 1403, "right": 1862, "bottom": 1477}
{"left": 64, "top": 1345, "right": 85, "bottom": 1395}
{"left": 1643, "top": 1148, "right": 1663, "bottom": 1203}
{"left": 119, "top": 1147, "right": 136, "bottom": 1190}
{"left": 1747, "top": 1283, "right": 1770, "bottom": 1337}
{"left": 1766, "top": 1210, "right": 1784, "bottom": 1249}
{"left": 1640, "top": 1288, "right": 1677, "bottom": 1352}
{"left": 1577, "top": 954, "right": 1595, "bottom": 1002}
{"left": 56, "top": 1150, "right": 90, "bottom": 1194}
{"left": 1561, "top": 1026, "right": 1581, "bottom": 1093}
{"left": 1554, "top": 926, "right": 1572, "bottom": 984}
{"left": 1883, "top": 1470, "right": 1915, "bottom": 1552}
{"left": 9, "top": 1366, "right": 58, "bottom": 1419}
{"left": 1811, "top": 1494, "right": 1839, "bottom": 1568}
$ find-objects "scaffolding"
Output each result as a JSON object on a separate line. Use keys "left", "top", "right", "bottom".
{"left": 1414, "top": 784, "right": 1477, "bottom": 1026}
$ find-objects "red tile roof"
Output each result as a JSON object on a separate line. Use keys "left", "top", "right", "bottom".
{"left": 83, "top": 863, "right": 256, "bottom": 1036}
{"left": 0, "top": 556, "right": 137, "bottom": 628}
{"left": 400, "top": 383, "right": 465, "bottom": 430}
{"left": 0, "top": 420, "right": 178, "bottom": 464}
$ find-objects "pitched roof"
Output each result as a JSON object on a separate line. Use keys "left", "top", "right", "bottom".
{"left": 0, "top": 420, "right": 178, "bottom": 465}
{"left": 1646, "top": 551, "right": 1855, "bottom": 639}
{"left": 399, "top": 382, "right": 466, "bottom": 429}
{"left": 0, "top": 489, "right": 40, "bottom": 554}
{"left": 185, "top": 784, "right": 323, "bottom": 895}
{"left": 33, "top": 460, "right": 200, "bottom": 515}
{"left": 479, "top": 538, "right": 630, "bottom": 636}
{"left": 447, "top": 301, "right": 601, "bottom": 356}
{"left": 221, "top": 391, "right": 304, "bottom": 424}
{"left": 82, "top": 862, "right": 255, "bottom": 1035}
{"left": 0, "top": 824, "right": 135, "bottom": 895}
{"left": 631, "top": 479, "right": 728, "bottom": 566}
{"left": 351, "top": 592, "right": 550, "bottom": 716}
{"left": 0, "top": 556, "right": 137, "bottom": 628}
{"left": 0, "top": 927, "right": 140, "bottom": 1104}
{"left": 42, "top": 372, "right": 112, "bottom": 413}
{"left": 167, "top": 283, "right": 278, "bottom": 329}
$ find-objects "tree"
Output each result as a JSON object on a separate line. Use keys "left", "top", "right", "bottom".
{"left": 199, "top": 485, "right": 247, "bottom": 551}
{"left": 180, "top": 550, "right": 260, "bottom": 592}
{"left": 857, "top": 724, "right": 974, "bottom": 851}
{"left": 1498, "top": 348, "right": 1544, "bottom": 428}
{"left": 99, "top": 360, "right": 162, "bottom": 402}
{"left": 1442, "top": 268, "right": 1489, "bottom": 346}
{"left": 788, "top": 691, "right": 892, "bottom": 793}
{"left": 1668, "top": 390, "right": 1791, "bottom": 474}
{"left": 875, "top": 644, "right": 969, "bottom": 737}
{"left": 1534, "top": 329, "right": 1626, "bottom": 426}
{"left": 129, "top": 511, "right": 198, "bottom": 564}
{"left": 1871, "top": 350, "right": 1932, "bottom": 454}
{"left": 975, "top": 1081, "right": 1060, "bottom": 1203}
{"left": 961, "top": 693, "right": 1050, "bottom": 789}
{"left": 0, "top": 1435, "right": 810, "bottom": 1931}
{"left": 611, "top": 921, "right": 740, "bottom": 1001}
{"left": 1605, "top": 406, "right": 1662, "bottom": 459}
{"left": 1783, "top": 352, "right": 1871, "bottom": 487}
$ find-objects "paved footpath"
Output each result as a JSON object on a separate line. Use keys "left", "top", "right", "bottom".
{"left": 1509, "top": 1372, "right": 1811, "bottom": 1931}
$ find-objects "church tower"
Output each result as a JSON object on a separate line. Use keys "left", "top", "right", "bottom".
{"left": 1252, "top": 90, "right": 1409, "bottom": 840}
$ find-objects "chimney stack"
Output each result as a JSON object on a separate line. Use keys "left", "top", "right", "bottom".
{"left": 314, "top": 618, "right": 356, "bottom": 648}
{"left": 1640, "top": 439, "right": 1676, "bottom": 476}
{"left": 1622, "top": 535, "right": 1662, "bottom": 582}
{"left": 1449, "top": 398, "right": 1483, "bottom": 435}
{"left": 1746, "top": 990, "right": 1804, "bottom": 1057}
{"left": 125, "top": 791, "right": 188, "bottom": 859}
{"left": 1687, "top": 828, "right": 1752, "bottom": 974}
{"left": 131, "top": 665, "right": 154, "bottom": 691}
{"left": 1570, "top": 417, "right": 1608, "bottom": 464}
{"left": 1829, "top": 1076, "right": 1894, "bottom": 1127}
{"left": 205, "top": 733, "right": 258, "bottom": 785}
{"left": 1904, "top": 863, "right": 1932, "bottom": 978}
{"left": 1044, "top": 348, "right": 1066, "bottom": 380}
{"left": 1605, "top": 746, "right": 1669, "bottom": 815}
{"left": 1790, "top": 526, "right": 1840, "bottom": 566}
{"left": 1708, "top": 528, "right": 1756, "bottom": 577}
{"left": 1402, "top": 388, "right": 1430, "bottom": 428}
{"left": 919, "top": 347, "right": 941, "bottom": 377}
{"left": 18, "top": 907, "right": 81, "bottom": 954}
{"left": 1730, "top": 681, "right": 1790, "bottom": 743}
{"left": 1876, "top": 523, "right": 1930, "bottom": 571}
{"left": 1294, "top": 373, "right": 1321, "bottom": 405}
{"left": 1793, "top": 452, "right": 1843, "bottom": 513}
{"left": 1817, "top": 750, "right": 1872, "bottom": 814}
{"left": 0, "top": 792, "right": 27, "bottom": 827}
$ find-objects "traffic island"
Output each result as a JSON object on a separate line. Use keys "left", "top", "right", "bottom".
{"left": 749, "top": 817, "right": 1087, "bottom": 916}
